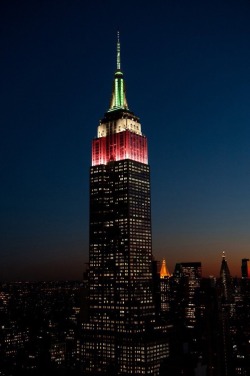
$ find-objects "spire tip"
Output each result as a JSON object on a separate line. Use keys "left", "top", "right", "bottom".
{"left": 117, "top": 30, "right": 121, "bottom": 71}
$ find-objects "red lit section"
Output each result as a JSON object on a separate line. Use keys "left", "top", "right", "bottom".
{"left": 92, "top": 130, "right": 148, "bottom": 166}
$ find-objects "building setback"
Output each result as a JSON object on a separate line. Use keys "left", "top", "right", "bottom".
{"left": 82, "top": 33, "right": 169, "bottom": 375}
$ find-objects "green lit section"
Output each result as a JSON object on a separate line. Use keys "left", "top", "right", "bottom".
{"left": 109, "top": 73, "right": 127, "bottom": 111}
{"left": 115, "top": 78, "right": 119, "bottom": 107}
{"left": 114, "top": 77, "right": 124, "bottom": 108}
{"left": 120, "top": 79, "right": 124, "bottom": 106}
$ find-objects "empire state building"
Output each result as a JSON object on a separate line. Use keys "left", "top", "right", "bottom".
{"left": 82, "top": 33, "right": 169, "bottom": 375}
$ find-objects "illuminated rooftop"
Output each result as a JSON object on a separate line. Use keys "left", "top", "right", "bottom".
{"left": 160, "top": 259, "right": 170, "bottom": 278}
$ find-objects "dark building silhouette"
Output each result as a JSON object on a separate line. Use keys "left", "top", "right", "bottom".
{"left": 219, "top": 251, "right": 233, "bottom": 303}
{"left": 159, "top": 262, "right": 209, "bottom": 375}
{"left": 82, "top": 33, "right": 169, "bottom": 375}
{"left": 173, "top": 262, "right": 202, "bottom": 329}
{"left": 159, "top": 259, "right": 171, "bottom": 315}
{"left": 241, "top": 258, "right": 250, "bottom": 279}
{"left": 151, "top": 259, "right": 172, "bottom": 320}
{"left": 218, "top": 252, "right": 234, "bottom": 376}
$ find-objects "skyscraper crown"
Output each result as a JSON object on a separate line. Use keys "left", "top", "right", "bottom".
{"left": 160, "top": 259, "right": 170, "bottom": 278}
{"left": 92, "top": 32, "right": 148, "bottom": 167}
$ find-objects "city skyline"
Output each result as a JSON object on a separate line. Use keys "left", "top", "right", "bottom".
{"left": 1, "top": 0, "right": 250, "bottom": 280}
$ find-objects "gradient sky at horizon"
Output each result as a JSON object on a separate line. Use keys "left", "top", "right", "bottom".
{"left": 1, "top": 0, "right": 250, "bottom": 280}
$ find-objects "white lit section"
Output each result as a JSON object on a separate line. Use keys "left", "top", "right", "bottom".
{"left": 97, "top": 118, "right": 142, "bottom": 137}
{"left": 97, "top": 123, "right": 106, "bottom": 138}
{"left": 116, "top": 118, "right": 141, "bottom": 135}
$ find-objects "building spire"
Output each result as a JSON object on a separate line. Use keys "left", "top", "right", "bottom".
{"left": 117, "top": 30, "right": 121, "bottom": 71}
{"left": 160, "top": 259, "right": 170, "bottom": 278}
{"left": 220, "top": 250, "right": 232, "bottom": 302}
{"left": 108, "top": 31, "right": 128, "bottom": 112}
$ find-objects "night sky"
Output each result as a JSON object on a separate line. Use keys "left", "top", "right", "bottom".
{"left": 1, "top": 0, "right": 250, "bottom": 280}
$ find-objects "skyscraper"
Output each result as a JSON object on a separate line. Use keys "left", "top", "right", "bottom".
{"left": 173, "top": 262, "right": 202, "bottom": 329}
{"left": 218, "top": 252, "right": 234, "bottom": 376}
{"left": 82, "top": 33, "right": 169, "bottom": 375}
{"left": 241, "top": 258, "right": 250, "bottom": 279}
{"left": 159, "top": 259, "right": 171, "bottom": 315}
{"left": 220, "top": 251, "right": 233, "bottom": 302}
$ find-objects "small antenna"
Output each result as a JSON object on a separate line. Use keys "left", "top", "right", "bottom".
{"left": 117, "top": 30, "right": 121, "bottom": 70}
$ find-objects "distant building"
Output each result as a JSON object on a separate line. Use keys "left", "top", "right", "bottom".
{"left": 160, "top": 259, "right": 170, "bottom": 279}
{"left": 173, "top": 262, "right": 202, "bottom": 329}
{"left": 159, "top": 259, "right": 171, "bottom": 314}
{"left": 220, "top": 251, "right": 233, "bottom": 302}
{"left": 50, "top": 342, "right": 65, "bottom": 367}
{"left": 241, "top": 258, "right": 250, "bottom": 279}
{"left": 174, "top": 262, "right": 202, "bottom": 280}
{"left": 218, "top": 252, "right": 234, "bottom": 376}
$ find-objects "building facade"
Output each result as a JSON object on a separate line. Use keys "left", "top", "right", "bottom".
{"left": 173, "top": 262, "right": 202, "bottom": 329}
{"left": 82, "top": 33, "right": 169, "bottom": 375}
{"left": 241, "top": 258, "right": 250, "bottom": 279}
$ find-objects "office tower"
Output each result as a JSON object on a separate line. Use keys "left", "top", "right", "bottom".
{"left": 173, "top": 262, "right": 202, "bottom": 281}
{"left": 82, "top": 33, "right": 169, "bottom": 375}
{"left": 218, "top": 252, "right": 234, "bottom": 376}
{"left": 159, "top": 259, "right": 171, "bottom": 314}
{"left": 173, "top": 262, "right": 202, "bottom": 329}
{"left": 241, "top": 258, "right": 250, "bottom": 279}
{"left": 159, "top": 263, "right": 204, "bottom": 374}
{"left": 220, "top": 251, "right": 233, "bottom": 302}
